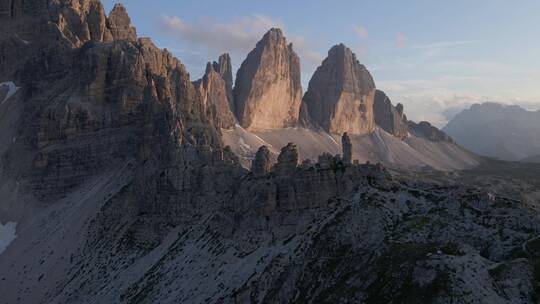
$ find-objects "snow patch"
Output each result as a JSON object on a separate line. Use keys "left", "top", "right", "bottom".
{"left": 0, "top": 221, "right": 17, "bottom": 255}
{"left": 15, "top": 34, "right": 29, "bottom": 45}
{"left": 325, "top": 133, "right": 340, "bottom": 146}
{"left": 0, "top": 81, "right": 21, "bottom": 104}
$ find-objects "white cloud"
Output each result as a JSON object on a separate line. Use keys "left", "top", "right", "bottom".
{"left": 410, "top": 40, "right": 481, "bottom": 50}
{"left": 161, "top": 15, "right": 281, "bottom": 54}
{"left": 396, "top": 33, "right": 407, "bottom": 49}
{"left": 354, "top": 26, "right": 368, "bottom": 39}
{"left": 160, "top": 15, "right": 322, "bottom": 82}
{"left": 378, "top": 77, "right": 540, "bottom": 127}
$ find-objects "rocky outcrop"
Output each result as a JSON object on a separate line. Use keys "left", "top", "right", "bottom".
{"left": 0, "top": 0, "right": 144, "bottom": 79}
{"left": 274, "top": 143, "right": 298, "bottom": 175}
{"left": 251, "top": 145, "right": 272, "bottom": 176}
{"left": 233, "top": 28, "right": 302, "bottom": 130}
{"left": 373, "top": 90, "right": 409, "bottom": 139}
{"left": 212, "top": 53, "right": 234, "bottom": 111}
{"left": 342, "top": 132, "right": 352, "bottom": 164}
{"left": 107, "top": 3, "right": 137, "bottom": 42}
{"left": 301, "top": 44, "right": 375, "bottom": 135}
{"left": 408, "top": 121, "right": 453, "bottom": 142}
{"left": 195, "top": 58, "right": 236, "bottom": 129}
{"left": 0, "top": 0, "right": 238, "bottom": 215}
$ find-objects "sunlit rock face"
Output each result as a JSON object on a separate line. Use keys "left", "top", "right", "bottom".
{"left": 195, "top": 55, "right": 237, "bottom": 130}
{"left": 212, "top": 53, "right": 234, "bottom": 113}
{"left": 107, "top": 3, "right": 137, "bottom": 42}
{"left": 301, "top": 44, "right": 375, "bottom": 135}
{"left": 233, "top": 28, "right": 302, "bottom": 131}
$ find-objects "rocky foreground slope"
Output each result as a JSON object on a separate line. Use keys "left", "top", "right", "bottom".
{"left": 0, "top": 1, "right": 539, "bottom": 304}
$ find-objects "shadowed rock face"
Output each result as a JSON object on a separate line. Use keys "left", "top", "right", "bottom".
{"left": 212, "top": 53, "right": 234, "bottom": 111}
{"left": 0, "top": 0, "right": 141, "bottom": 79}
{"left": 373, "top": 90, "right": 409, "bottom": 139}
{"left": 251, "top": 145, "right": 272, "bottom": 175}
{"left": 0, "top": 0, "right": 239, "bottom": 218}
{"left": 409, "top": 121, "right": 453, "bottom": 142}
{"left": 274, "top": 143, "right": 299, "bottom": 175}
{"left": 301, "top": 44, "right": 375, "bottom": 135}
{"left": 233, "top": 28, "right": 302, "bottom": 131}
{"left": 195, "top": 56, "right": 236, "bottom": 129}
{"left": 342, "top": 132, "right": 352, "bottom": 164}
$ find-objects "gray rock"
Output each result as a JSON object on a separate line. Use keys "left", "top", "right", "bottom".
{"left": 251, "top": 145, "right": 272, "bottom": 176}
{"left": 409, "top": 120, "right": 453, "bottom": 142}
{"left": 194, "top": 58, "right": 237, "bottom": 129}
{"left": 301, "top": 44, "right": 375, "bottom": 135}
{"left": 107, "top": 3, "right": 137, "bottom": 42}
{"left": 274, "top": 143, "right": 299, "bottom": 175}
{"left": 212, "top": 53, "right": 234, "bottom": 113}
{"left": 342, "top": 132, "right": 352, "bottom": 164}
{"left": 373, "top": 90, "right": 409, "bottom": 139}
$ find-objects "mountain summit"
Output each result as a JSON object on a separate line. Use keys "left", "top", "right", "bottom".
{"left": 233, "top": 28, "right": 303, "bottom": 131}
{"left": 301, "top": 44, "right": 376, "bottom": 135}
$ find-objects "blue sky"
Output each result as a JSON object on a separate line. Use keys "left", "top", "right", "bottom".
{"left": 102, "top": 0, "right": 540, "bottom": 126}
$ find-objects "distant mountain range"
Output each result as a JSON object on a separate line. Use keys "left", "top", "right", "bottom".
{"left": 522, "top": 154, "right": 540, "bottom": 163}
{"left": 443, "top": 103, "right": 540, "bottom": 161}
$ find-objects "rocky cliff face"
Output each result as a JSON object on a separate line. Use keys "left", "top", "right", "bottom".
{"left": 194, "top": 55, "right": 236, "bottom": 129}
{"left": 342, "top": 132, "right": 352, "bottom": 164}
{"left": 0, "top": 0, "right": 238, "bottom": 232}
{"left": 107, "top": 3, "right": 137, "bottom": 42}
{"left": 409, "top": 121, "right": 453, "bottom": 142}
{"left": 274, "top": 143, "right": 299, "bottom": 175}
{"left": 213, "top": 53, "right": 234, "bottom": 111}
{"left": 373, "top": 90, "right": 409, "bottom": 139}
{"left": 251, "top": 145, "right": 272, "bottom": 176}
{"left": 233, "top": 28, "right": 302, "bottom": 131}
{"left": 301, "top": 44, "right": 376, "bottom": 135}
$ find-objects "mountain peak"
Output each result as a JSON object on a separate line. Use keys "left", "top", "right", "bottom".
{"left": 233, "top": 28, "right": 302, "bottom": 130}
{"left": 107, "top": 2, "right": 137, "bottom": 41}
{"left": 300, "top": 44, "right": 376, "bottom": 135}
